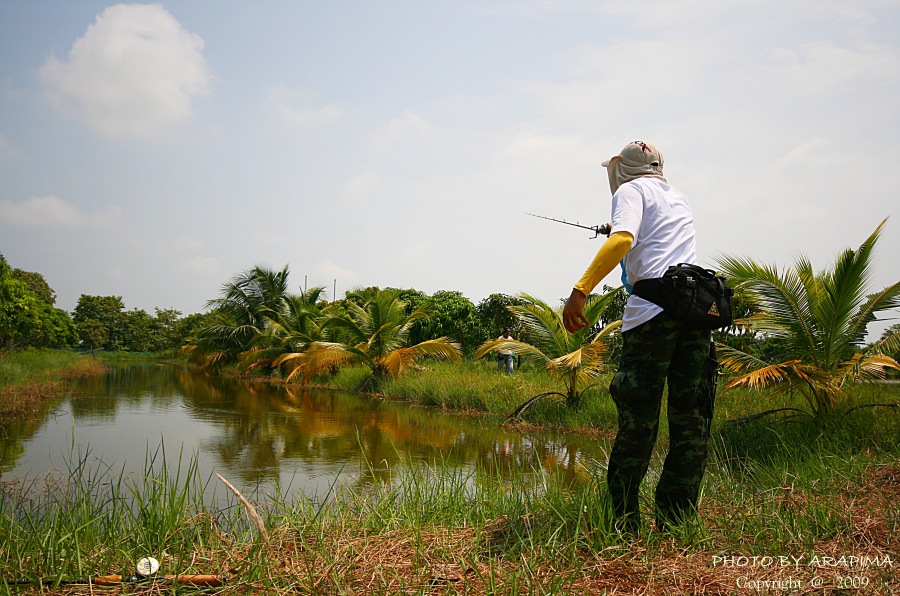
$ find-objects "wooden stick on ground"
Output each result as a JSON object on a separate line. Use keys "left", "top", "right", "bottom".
{"left": 216, "top": 472, "right": 271, "bottom": 546}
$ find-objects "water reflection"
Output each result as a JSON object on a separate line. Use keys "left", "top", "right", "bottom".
{"left": 1, "top": 363, "right": 608, "bottom": 499}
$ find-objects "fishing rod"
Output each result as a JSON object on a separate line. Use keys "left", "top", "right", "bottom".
{"left": 6, "top": 557, "right": 226, "bottom": 588}
{"left": 526, "top": 212, "right": 611, "bottom": 239}
{"left": 5, "top": 573, "right": 226, "bottom": 587}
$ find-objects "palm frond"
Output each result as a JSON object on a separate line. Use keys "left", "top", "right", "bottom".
{"left": 868, "top": 328, "right": 900, "bottom": 356}
{"left": 276, "top": 341, "right": 363, "bottom": 382}
{"left": 716, "top": 255, "right": 819, "bottom": 356}
{"left": 551, "top": 341, "right": 607, "bottom": 380}
{"left": 378, "top": 337, "right": 462, "bottom": 379}
{"left": 846, "top": 281, "right": 900, "bottom": 349}
{"left": 722, "top": 360, "right": 804, "bottom": 392}
{"left": 509, "top": 294, "right": 569, "bottom": 357}
{"left": 835, "top": 353, "right": 900, "bottom": 383}
{"left": 475, "top": 338, "right": 549, "bottom": 364}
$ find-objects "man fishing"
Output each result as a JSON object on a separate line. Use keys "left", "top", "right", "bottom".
{"left": 562, "top": 140, "right": 714, "bottom": 533}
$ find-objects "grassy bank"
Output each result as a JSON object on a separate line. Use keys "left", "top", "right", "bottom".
{"left": 0, "top": 350, "right": 107, "bottom": 421}
{"left": 302, "top": 360, "right": 620, "bottom": 433}
{"left": 0, "top": 356, "right": 898, "bottom": 593}
{"left": 0, "top": 410, "right": 897, "bottom": 594}
{"left": 302, "top": 360, "right": 900, "bottom": 439}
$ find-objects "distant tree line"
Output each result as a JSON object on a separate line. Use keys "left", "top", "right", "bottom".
{"left": 1, "top": 252, "right": 77, "bottom": 350}
{"left": 0, "top": 252, "right": 207, "bottom": 353}
{"left": 2, "top": 246, "right": 897, "bottom": 379}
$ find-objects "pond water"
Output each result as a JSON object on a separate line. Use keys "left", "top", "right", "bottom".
{"left": 0, "top": 363, "right": 608, "bottom": 502}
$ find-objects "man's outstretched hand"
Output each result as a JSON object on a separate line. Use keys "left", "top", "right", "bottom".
{"left": 563, "top": 289, "right": 591, "bottom": 332}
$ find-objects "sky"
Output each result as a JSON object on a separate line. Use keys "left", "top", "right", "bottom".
{"left": 1, "top": 1, "right": 898, "bottom": 339}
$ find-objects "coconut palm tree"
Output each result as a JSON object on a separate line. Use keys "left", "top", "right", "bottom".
{"left": 240, "top": 286, "right": 329, "bottom": 373}
{"left": 183, "top": 265, "right": 291, "bottom": 369}
{"left": 274, "top": 287, "right": 462, "bottom": 388}
{"left": 715, "top": 219, "right": 900, "bottom": 420}
{"left": 475, "top": 291, "right": 621, "bottom": 415}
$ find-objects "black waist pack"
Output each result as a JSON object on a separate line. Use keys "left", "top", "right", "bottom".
{"left": 632, "top": 263, "right": 734, "bottom": 329}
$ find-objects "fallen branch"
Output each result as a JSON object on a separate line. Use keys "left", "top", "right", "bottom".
{"left": 216, "top": 472, "right": 270, "bottom": 546}
{"left": 725, "top": 408, "right": 812, "bottom": 426}
{"left": 840, "top": 402, "right": 900, "bottom": 421}
{"left": 506, "top": 392, "right": 567, "bottom": 422}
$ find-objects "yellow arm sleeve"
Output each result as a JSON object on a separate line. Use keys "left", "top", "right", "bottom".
{"left": 572, "top": 231, "right": 634, "bottom": 296}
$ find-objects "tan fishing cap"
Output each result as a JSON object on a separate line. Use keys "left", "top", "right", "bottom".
{"left": 603, "top": 140, "right": 666, "bottom": 193}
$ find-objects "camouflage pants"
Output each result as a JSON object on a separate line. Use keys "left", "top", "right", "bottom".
{"left": 607, "top": 312, "right": 716, "bottom": 530}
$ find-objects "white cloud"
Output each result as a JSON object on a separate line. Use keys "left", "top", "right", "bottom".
{"left": 174, "top": 256, "right": 219, "bottom": 274}
{"left": 341, "top": 171, "right": 382, "bottom": 202}
{"left": 773, "top": 137, "right": 841, "bottom": 171}
{"left": 39, "top": 3, "right": 212, "bottom": 141}
{"left": 765, "top": 41, "right": 900, "bottom": 97}
{"left": 165, "top": 236, "right": 205, "bottom": 254}
{"left": 0, "top": 133, "right": 23, "bottom": 159}
{"left": 262, "top": 84, "right": 342, "bottom": 126}
{"left": 517, "top": 39, "right": 710, "bottom": 127}
{"left": 381, "top": 111, "right": 432, "bottom": 142}
{"left": 497, "top": 130, "right": 603, "bottom": 175}
{"left": 0, "top": 195, "right": 123, "bottom": 228}
{"left": 314, "top": 259, "right": 358, "bottom": 292}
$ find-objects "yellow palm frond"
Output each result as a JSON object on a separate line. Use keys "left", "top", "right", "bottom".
{"left": 378, "top": 337, "right": 462, "bottom": 379}
{"left": 475, "top": 338, "right": 549, "bottom": 363}
{"left": 836, "top": 353, "right": 900, "bottom": 384}
{"left": 722, "top": 360, "right": 804, "bottom": 392}
{"left": 552, "top": 341, "right": 607, "bottom": 374}
{"left": 276, "top": 341, "right": 357, "bottom": 382}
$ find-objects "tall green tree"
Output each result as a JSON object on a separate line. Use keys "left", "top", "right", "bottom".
{"left": 0, "top": 254, "right": 76, "bottom": 349}
{"left": 12, "top": 269, "right": 56, "bottom": 305}
{"left": 275, "top": 287, "right": 462, "bottom": 388}
{"left": 119, "top": 308, "right": 159, "bottom": 352}
{"left": 1, "top": 254, "right": 43, "bottom": 349}
{"left": 715, "top": 219, "right": 900, "bottom": 419}
{"left": 476, "top": 291, "right": 621, "bottom": 411}
{"left": 73, "top": 295, "right": 126, "bottom": 351}
{"left": 409, "top": 290, "right": 482, "bottom": 356}
{"left": 153, "top": 308, "right": 184, "bottom": 352}
{"left": 476, "top": 293, "right": 526, "bottom": 340}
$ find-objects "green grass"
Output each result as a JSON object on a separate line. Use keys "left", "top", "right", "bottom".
{"left": 1, "top": 413, "right": 897, "bottom": 593}
{"left": 3, "top": 352, "right": 896, "bottom": 592}
{"left": 305, "top": 359, "right": 621, "bottom": 433}
{"left": 0, "top": 350, "right": 101, "bottom": 390}
{"left": 0, "top": 350, "right": 107, "bottom": 420}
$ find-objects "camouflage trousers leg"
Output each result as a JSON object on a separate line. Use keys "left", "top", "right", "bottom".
{"left": 607, "top": 312, "right": 715, "bottom": 531}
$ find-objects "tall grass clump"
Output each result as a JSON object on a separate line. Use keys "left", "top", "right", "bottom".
{"left": 0, "top": 445, "right": 230, "bottom": 588}
{"left": 387, "top": 360, "right": 553, "bottom": 412}
{"left": 0, "top": 350, "right": 106, "bottom": 420}
{"left": 0, "top": 350, "right": 104, "bottom": 390}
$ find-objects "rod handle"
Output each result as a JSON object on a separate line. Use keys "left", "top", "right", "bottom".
{"left": 163, "top": 574, "right": 227, "bottom": 586}
{"left": 91, "top": 574, "right": 226, "bottom": 586}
